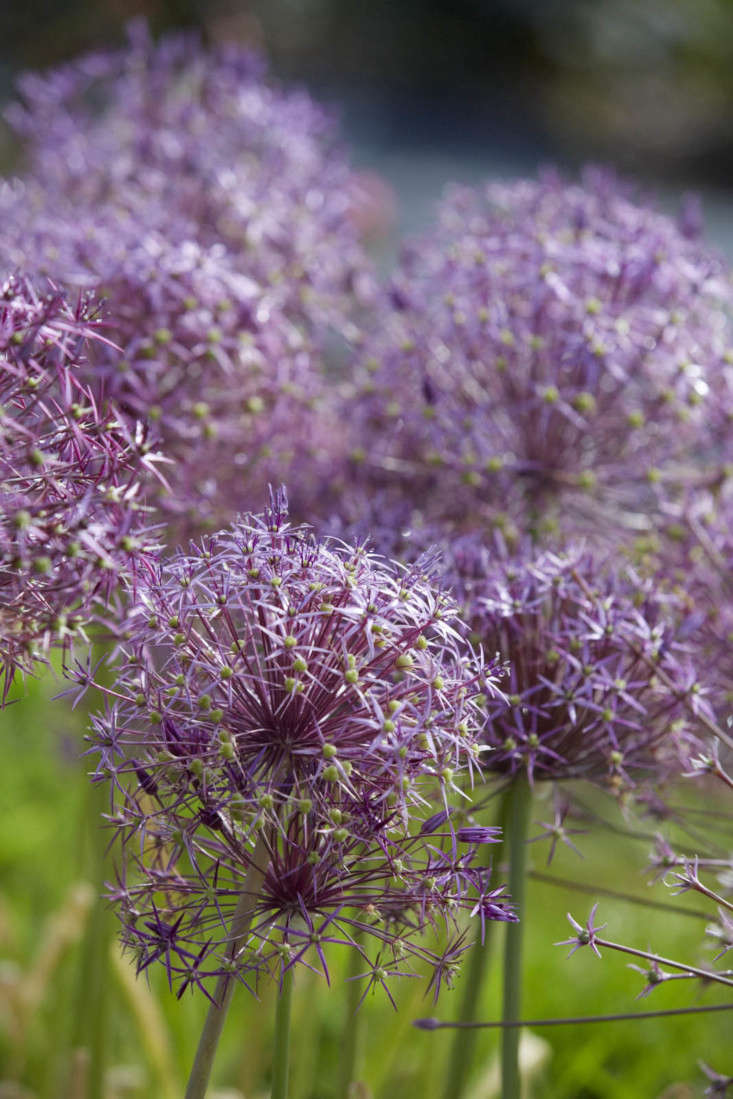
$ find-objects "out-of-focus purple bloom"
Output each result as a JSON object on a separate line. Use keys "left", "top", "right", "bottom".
{"left": 1, "top": 24, "right": 374, "bottom": 537}
{"left": 528, "top": 799, "right": 587, "bottom": 865}
{"left": 87, "top": 492, "right": 513, "bottom": 998}
{"left": 344, "top": 168, "right": 733, "bottom": 543}
{"left": 6, "top": 22, "right": 372, "bottom": 334}
{"left": 440, "top": 537, "right": 707, "bottom": 788}
{"left": 707, "top": 909, "right": 733, "bottom": 962}
{"left": 0, "top": 274, "right": 160, "bottom": 698}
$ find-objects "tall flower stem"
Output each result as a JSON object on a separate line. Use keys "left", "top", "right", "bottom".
{"left": 271, "top": 966, "right": 294, "bottom": 1099}
{"left": 184, "top": 833, "right": 269, "bottom": 1099}
{"left": 442, "top": 800, "right": 506, "bottom": 1099}
{"left": 501, "top": 776, "right": 532, "bottom": 1099}
{"left": 338, "top": 933, "right": 366, "bottom": 1097}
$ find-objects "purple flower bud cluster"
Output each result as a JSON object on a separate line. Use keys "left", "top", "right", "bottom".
{"left": 0, "top": 275, "right": 159, "bottom": 697}
{"left": 345, "top": 168, "right": 733, "bottom": 542}
{"left": 439, "top": 538, "right": 708, "bottom": 787}
{"left": 0, "top": 24, "right": 373, "bottom": 536}
{"left": 88, "top": 494, "right": 514, "bottom": 997}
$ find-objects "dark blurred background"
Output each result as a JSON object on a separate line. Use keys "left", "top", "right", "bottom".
{"left": 2, "top": 0, "right": 733, "bottom": 248}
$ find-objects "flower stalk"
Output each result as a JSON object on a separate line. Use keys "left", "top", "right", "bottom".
{"left": 184, "top": 832, "right": 270, "bottom": 1099}
{"left": 501, "top": 777, "right": 532, "bottom": 1099}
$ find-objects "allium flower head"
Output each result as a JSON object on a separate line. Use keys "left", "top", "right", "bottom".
{"left": 89, "top": 492, "right": 513, "bottom": 998}
{"left": 1, "top": 24, "right": 374, "bottom": 534}
{"left": 0, "top": 197, "right": 346, "bottom": 539}
{"left": 347, "top": 168, "right": 733, "bottom": 541}
{"left": 6, "top": 22, "right": 372, "bottom": 333}
{"left": 440, "top": 537, "right": 708, "bottom": 787}
{"left": 0, "top": 274, "right": 159, "bottom": 696}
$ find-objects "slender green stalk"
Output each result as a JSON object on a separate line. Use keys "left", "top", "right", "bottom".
{"left": 338, "top": 935, "right": 366, "bottom": 1098}
{"left": 442, "top": 802, "right": 506, "bottom": 1099}
{"left": 271, "top": 966, "right": 294, "bottom": 1099}
{"left": 184, "top": 832, "right": 270, "bottom": 1099}
{"left": 417, "top": 1001, "right": 733, "bottom": 1029}
{"left": 501, "top": 776, "right": 532, "bottom": 1099}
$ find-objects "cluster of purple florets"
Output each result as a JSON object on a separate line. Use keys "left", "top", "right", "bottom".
{"left": 89, "top": 493, "right": 513, "bottom": 993}
{"left": 0, "top": 274, "right": 159, "bottom": 696}
{"left": 644, "top": 485, "right": 733, "bottom": 723}
{"left": 345, "top": 168, "right": 733, "bottom": 542}
{"left": 440, "top": 539, "right": 709, "bottom": 786}
{"left": 2, "top": 25, "right": 731, "bottom": 1009}
{"left": 0, "top": 21, "right": 371, "bottom": 537}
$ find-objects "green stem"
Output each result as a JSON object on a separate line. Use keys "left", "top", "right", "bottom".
{"left": 501, "top": 777, "right": 532, "bottom": 1099}
{"left": 338, "top": 936, "right": 365, "bottom": 1097}
{"left": 271, "top": 967, "right": 294, "bottom": 1099}
{"left": 442, "top": 801, "right": 506, "bottom": 1099}
{"left": 184, "top": 832, "right": 270, "bottom": 1099}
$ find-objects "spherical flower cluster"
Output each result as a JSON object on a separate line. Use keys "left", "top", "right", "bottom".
{"left": 346, "top": 168, "right": 733, "bottom": 542}
{"left": 0, "top": 274, "right": 159, "bottom": 696}
{"left": 0, "top": 24, "right": 374, "bottom": 535}
{"left": 439, "top": 537, "right": 709, "bottom": 788}
{"left": 89, "top": 493, "right": 513, "bottom": 998}
{"left": 7, "top": 22, "right": 372, "bottom": 334}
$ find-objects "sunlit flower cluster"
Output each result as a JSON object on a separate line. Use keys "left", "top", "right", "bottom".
{"left": 6, "top": 22, "right": 372, "bottom": 333}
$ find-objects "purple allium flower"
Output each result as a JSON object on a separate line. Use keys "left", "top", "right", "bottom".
{"left": 345, "top": 168, "right": 733, "bottom": 543}
{"left": 0, "top": 196, "right": 347, "bottom": 542}
{"left": 439, "top": 537, "right": 707, "bottom": 788}
{"left": 0, "top": 24, "right": 374, "bottom": 536}
{"left": 88, "top": 492, "right": 514, "bottom": 998}
{"left": 0, "top": 274, "right": 160, "bottom": 697}
{"left": 6, "top": 22, "right": 372, "bottom": 334}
